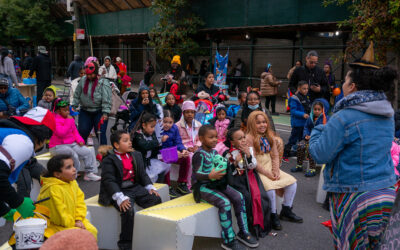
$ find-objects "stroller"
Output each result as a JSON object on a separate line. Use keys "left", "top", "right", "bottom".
{"left": 110, "top": 82, "right": 131, "bottom": 133}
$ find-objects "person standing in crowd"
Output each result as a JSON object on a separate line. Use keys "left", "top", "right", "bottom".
{"left": 232, "top": 58, "right": 245, "bottom": 94}
{"left": 29, "top": 46, "right": 52, "bottom": 101}
{"left": 287, "top": 60, "right": 302, "bottom": 80}
{"left": 99, "top": 56, "right": 117, "bottom": 82}
{"left": 72, "top": 60, "right": 112, "bottom": 145}
{"left": 0, "top": 78, "right": 29, "bottom": 119}
{"left": 22, "top": 51, "right": 33, "bottom": 71}
{"left": 289, "top": 51, "right": 329, "bottom": 102}
{"left": 0, "top": 48, "right": 18, "bottom": 88}
{"left": 115, "top": 57, "right": 127, "bottom": 78}
{"left": 185, "top": 59, "right": 196, "bottom": 88}
{"left": 323, "top": 62, "right": 335, "bottom": 89}
{"left": 67, "top": 55, "right": 84, "bottom": 81}
{"left": 144, "top": 60, "right": 154, "bottom": 86}
{"left": 309, "top": 42, "right": 397, "bottom": 249}
{"left": 260, "top": 64, "right": 281, "bottom": 115}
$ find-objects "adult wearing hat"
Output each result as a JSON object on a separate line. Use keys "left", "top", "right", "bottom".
{"left": 309, "top": 42, "right": 397, "bottom": 249}
{"left": 0, "top": 48, "right": 18, "bottom": 88}
{"left": 0, "top": 78, "right": 29, "bottom": 119}
{"left": 115, "top": 57, "right": 127, "bottom": 77}
{"left": 99, "top": 56, "right": 117, "bottom": 82}
{"left": 29, "top": 46, "right": 52, "bottom": 102}
{"left": 0, "top": 106, "right": 55, "bottom": 222}
{"left": 72, "top": 60, "right": 112, "bottom": 145}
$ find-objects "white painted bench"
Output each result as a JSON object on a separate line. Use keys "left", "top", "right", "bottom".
{"left": 85, "top": 183, "right": 169, "bottom": 250}
{"left": 316, "top": 165, "right": 327, "bottom": 204}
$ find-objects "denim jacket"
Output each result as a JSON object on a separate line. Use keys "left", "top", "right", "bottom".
{"left": 309, "top": 91, "right": 396, "bottom": 193}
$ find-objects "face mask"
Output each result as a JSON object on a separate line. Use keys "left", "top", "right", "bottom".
{"left": 248, "top": 104, "right": 259, "bottom": 110}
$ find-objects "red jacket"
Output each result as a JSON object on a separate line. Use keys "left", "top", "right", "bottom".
{"left": 170, "top": 83, "right": 183, "bottom": 104}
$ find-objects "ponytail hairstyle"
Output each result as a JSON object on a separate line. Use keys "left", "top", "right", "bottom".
{"left": 163, "top": 109, "right": 174, "bottom": 120}
{"left": 131, "top": 112, "right": 157, "bottom": 134}
{"left": 44, "top": 154, "right": 73, "bottom": 177}
{"left": 224, "top": 127, "right": 242, "bottom": 149}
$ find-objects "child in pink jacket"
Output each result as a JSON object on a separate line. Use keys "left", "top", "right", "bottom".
{"left": 391, "top": 139, "right": 400, "bottom": 176}
{"left": 176, "top": 101, "right": 201, "bottom": 187}
{"left": 49, "top": 99, "right": 101, "bottom": 181}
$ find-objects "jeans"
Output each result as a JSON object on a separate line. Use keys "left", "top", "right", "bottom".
{"left": 284, "top": 126, "right": 304, "bottom": 157}
{"left": 265, "top": 95, "right": 277, "bottom": 113}
{"left": 78, "top": 109, "right": 108, "bottom": 145}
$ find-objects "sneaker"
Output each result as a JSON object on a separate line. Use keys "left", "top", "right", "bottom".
{"left": 221, "top": 240, "right": 247, "bottom": 250}
{"left": 84, "top": 172, "right": 101, "bottom": 181}
{"left": 290, "top": 165, "right": 303, "bottom": 173}
{"left": 87, "top": 137, "right": 94, "bottom": 146}
{"left": 237, "top": 232, "right": 259, "bottom": 248}
{"left": 169, "top": 187, "right": 179, "bottom": 199}
{"left": 282, "top": 157, "right": 289, "bottom": 163}
{"left": 305, "top": 169, "right": 316, "bottom": 177}
{"left": 176, "top": 182, "right": 191, "bottom": 195}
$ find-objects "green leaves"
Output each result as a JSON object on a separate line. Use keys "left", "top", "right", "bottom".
{"left": 148, "top": 0, "right": 204, "bottom": 60}
{"left": 0, "top": 0, "right": 63, "bottom": 45}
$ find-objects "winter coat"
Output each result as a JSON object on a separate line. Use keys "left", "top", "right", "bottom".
{"left": 49, "top": 114, "right": 84, "bottom": 148}
{"left": 37, "top": 177, "right": 97, "bottom": 239}
{"left": 391, "top": 142, "right": 400, "bottom": 176}
{"left": 99, "top": 151, "right": 152, "bottom": 206}
{"left": 0, "top": 56, "right": 18, "bottom": 84}
{"left": 99, "top": 65, "right": 117, "bottom": 81}
{"left": 72, "top": 76, "right": 112, "bottom": 115}
{"left": 289, "top": 65, "right": 329, "bottom": 102}
{"left": 170, "top": 83, "right": 184, "bottom": 104}
{"left": 260, "top": 72, "right": 280, "bottom": 96}
{"left": 161, "top": 124, "right": 186, "bottom": 151}
{"left": 116, "top": 62, "right": 127, "bottom": 75}
{"left": 176, "top": 117, "right": 202, "bottom": 149}
{"left": 195, "top": 82, "right": 223, "bottom": 100}
{"left": 309, "top": 91, "right": 396, "bottom": 193}
{"left": 303, "top": 98, "right": 330, "bottom": 138}
{"left": 129, "top": 98, "right": 159, "bottom": 130}
{"left": 22, "top": 56, "right": 33, "bottom": 71}
{"left": 67, "top": 58, "right": 84, "bottom": 80}
{"left": 0, "top": 88, "right": 29, "bottom": 113}
{"left": 289, "top": 93, "right": 310, "bottom": 127}
{"left": 163, "top": 104, "right": 182, "bottom": 123}
{"left": 29, "top": 53, "right": 52, "bottom": 82}
{"left": 132, "top": 130, "right": 160, "bottom": 167}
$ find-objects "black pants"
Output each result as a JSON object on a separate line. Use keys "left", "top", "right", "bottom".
{"left": 113, "top": 183, "right": 161, "bottom": 245}
{"left": 265, "top": 95, "right": 277, "bottom": 113}
{"left": 36, "top": 81, "right": 51, "bottom": 103}
{"left": 284, "top": 126, "right": 304, "bottom": 157}
{"left": 16, "top": 158, "right": 44, "bottom": 197}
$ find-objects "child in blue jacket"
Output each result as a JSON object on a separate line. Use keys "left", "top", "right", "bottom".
{"left": 283, "top": 81, "right": 311, "bottom": 160}
{"left": 161, "top": 110, "right": 191, "bottom": 198}
{"left": 292, "top": 99, "right": 330, "bottom": 176}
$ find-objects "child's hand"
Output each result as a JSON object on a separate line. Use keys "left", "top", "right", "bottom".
{"left": 265, "top": 170, "right": 276, "bottom": 180}
{"left": 209, "top": 168, "right": 226, "bottom": 180}
{"left": 142, "top": 98, "right": 150, "bottom": 105}
{"left": 119, "top": 199, "right": 131, "bottom": 212}
{"left": 272, "top": 168, "right": 280, "bottom": 180}
{"left": 149, "top": 189, "right": 160, "bottom": 196}
{"left": 193, "top": 146, "right": 199, "bottom": 152}
{"left": 182, "top": 150, "right": 189, "bottom": 157}
{"left": 187, "top": 147, "right": 194, "bottom": 153}
{"left": 161, "top": 135, "right": 169, "bottom": 142}
{"left": 75, "top": 220, "right": 86, "bottom": 229}
{"left": 239, "top": 144, "right": 251, "bottom": 158}
{"left": 78, "top": 142, "right": 84, "bottom": 146}
{"left": 235, "top": 153, "right": 242, "bottom": 166}
{"left": 305, "top": 135, "right": 310, "bottom": 140}
{"left": 303, "top": 114, "right": 309, "bottom": 119}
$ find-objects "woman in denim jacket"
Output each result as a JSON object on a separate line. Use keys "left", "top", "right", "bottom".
{"left": 309, "top": 44, "right": 398, "bottom": 250}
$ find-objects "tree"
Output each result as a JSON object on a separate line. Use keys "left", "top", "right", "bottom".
{"left": 0, "top": 0, "right": 64, "bottom": 45}
{"left": 323, "top": 0, "right": 400, "bottom": 65}
{"left": 148, "top": 0, "right": 204, "bottom": 61}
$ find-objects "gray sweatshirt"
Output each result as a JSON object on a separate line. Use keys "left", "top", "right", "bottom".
{"left": 0, "top": 56, "right": 18, "bottom": 84}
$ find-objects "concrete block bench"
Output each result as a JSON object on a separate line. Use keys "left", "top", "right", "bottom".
{"left": 316, "top": 165, "right": 327, "bottom": 204}
{"left": 85, "top": 183, "right": 169, "bottom": 250}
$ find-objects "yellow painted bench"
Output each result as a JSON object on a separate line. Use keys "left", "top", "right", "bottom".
{"left": 85, "top": 183, "right": 169, "bottom": 250}
{"left": 133, "top": 193, "right": 236, "bottom": 250}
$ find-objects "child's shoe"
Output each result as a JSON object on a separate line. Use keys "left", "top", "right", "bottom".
{"left": 84, "top": 172, "right": 101, "bottom": 181}
{"left": 305, "top": 169, "right": 316, "bottom": 177}
{"left": 282, "top": 157, "right": 289, "bottom": 163}
{"left": 169, "top": 187, "right": 179, "bottom": 199}
{"left": 270, "top": 213, "right": 282, "bottom": 230}
{"left": 176, "top": 182, "right": 191, "bottom": 194}
{"left": 279, "top": 205, "right": 303, "bottom": 223}
{"left": 236, "top": 231, "right": 259, "bottom": 248}
{"left": 290, "top": 165, "right": 303, "bottom": 173}
{"left": 221, "top": 239, "right": 246, "bottom": 250}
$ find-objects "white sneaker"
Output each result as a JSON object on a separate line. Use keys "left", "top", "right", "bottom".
{"left": 87, "top": 137, "right": 94, "bottom": 146}
{"left": 84, "top": 172, "right": 101, "bottom": 181}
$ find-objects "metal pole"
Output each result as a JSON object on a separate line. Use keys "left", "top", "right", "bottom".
{"left": 73, "top": 1, "right": 80, "bottom": 56}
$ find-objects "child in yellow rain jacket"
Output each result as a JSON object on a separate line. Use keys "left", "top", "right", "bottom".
{"left": 37, "top": 154, "right": 97, "bottom": 239}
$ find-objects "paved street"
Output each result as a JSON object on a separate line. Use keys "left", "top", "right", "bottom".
{"left": 0, "top": 115, "right": 332, "bottom": 250}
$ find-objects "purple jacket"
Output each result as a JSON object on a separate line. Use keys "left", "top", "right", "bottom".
{"left": 161, "top": 124, "right": 186, "bottom": 151}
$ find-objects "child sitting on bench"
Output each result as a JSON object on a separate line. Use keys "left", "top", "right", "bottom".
{"left": 99, "top": 130, "right": 161, "bottom": 250}
{"left": 192, "top": 124, "right": 258, "bottom": 250}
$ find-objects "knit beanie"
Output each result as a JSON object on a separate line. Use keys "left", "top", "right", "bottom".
{"left": 182, "top": 100, "right": 196, "bottom": 112}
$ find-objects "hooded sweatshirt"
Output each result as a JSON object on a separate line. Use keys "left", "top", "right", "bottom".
{"left": 37, "top": 85, "right": 57, "bottom": 110}
{"left": 303, "top": 98, "right": 330, "bottom": 138}
{"left": 37, "top": 177, "right": 97, "bottom": 239}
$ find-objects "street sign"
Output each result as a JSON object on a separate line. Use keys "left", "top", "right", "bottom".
{"left": 76, "top": 29, "right": 85, "bottom": 40}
